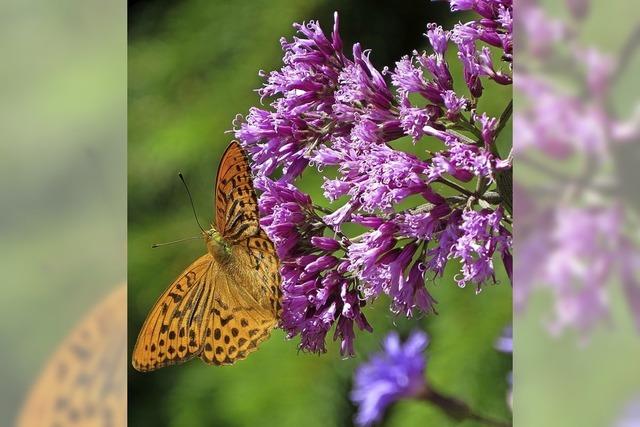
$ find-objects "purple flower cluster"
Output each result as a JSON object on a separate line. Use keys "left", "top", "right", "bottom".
{"left": 257, "top": 177, "right": 372, "bottom": 356}
{"left": 235, "top": 3, "right": 512, "bottom": 354}
{"left": 351, "top": 331, "right": 429, "bottom": 426}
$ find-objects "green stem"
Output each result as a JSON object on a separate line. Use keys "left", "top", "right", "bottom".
{"left": 475, "top": 176, "right": 490, "bottom": 197}
{"left": 313, "top": 203, "right": 334, "bottom": 215}
{"left": 418, "top": 387, "right": 511, "bottom": 427}
{"left": 308, "top": 207, "right": 352, "bottom": 244}
{"left": 612, "top": 23, "right": 640, "bottom": 88}
{"left": 438, "top": 177, "right": 497, "bottom": 206}
{"left": 446, "top": 126, "right": 482, "bottom": 145}
{"left": 436, "top": 177, "right": 475, "bottom": 197}
{"left": 491, "top": 100, "right": 513, "bottom": 156}
{"left": 454, "top": 116, "right": 484, "bottom": 140}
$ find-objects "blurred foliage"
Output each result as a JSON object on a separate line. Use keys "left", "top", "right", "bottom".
{"left": 2, "top": 0, "right": 125, "bottom": 423}
{"left": 128, "top": 1, "right": 512, "bottom": 426}
{"left": 515, "top": 1, "right": 640, "bottom": 427}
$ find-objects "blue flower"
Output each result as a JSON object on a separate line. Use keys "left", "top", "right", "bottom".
{"left": 351, "top": 331, "right": 429, "bottom": 426}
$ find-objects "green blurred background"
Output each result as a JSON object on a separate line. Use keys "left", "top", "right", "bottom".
{"left": 128, "top": 1, "right": 512, "bottom": 426}
{"left": 2, "top": 0, "right": 126, "bottom": 424}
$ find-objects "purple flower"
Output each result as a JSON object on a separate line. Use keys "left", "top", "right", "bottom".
{"left": 235, "top": 4, "right": 513, "bottom": 355}
{"left": 310, "top": 236, "right": 342, "bottom": 252}
{"left": 256, "top": 177, "right": 315, "bottom": 259}
{"left": 449, "top": 0, "right": 475, "bottom": 11}
{"left": 390, "top": 55, "right": 444, "bottom": 104}
{"left": 330, "top": 143, "right": 432, "bottom": 214}
{"left": 495, "top": 324, "right": 512, "bottom": 353}
{"left": 398, "top": 98, "right": 445, "bottom": 142}
{"left": 351, "top": 331, "right": 429, "bottom": 426}
{"left": 234, "top": 13, "right": 349, "bottom": 182}
{"left": 426, "top": 23, "right": 449, "bottom": 56}
{"left": 449, "top": 0, "right": 512, "bottom": 21}
{"left": 396, "top": 204, "right": 451, "bottom": 240}
{"left": 335, "top": 44, "right": 394, "bottom": 120}
{"left": 425, "top": 211, "right": 462, "bottom": 276}
{"left": 442, "top": 90, "right": 467, "bottom": 120}
{"left": 388, "top": 253, "right": 438, "bottom": 317}
{"left": 543, "top": 207, "right": 622, "bottom": 336}
{"left": 421, "top": 25, "right": 454, "bottom": 90}
{"left": 455, "top": 38, "right": 484, "bottom": 97}
{"left": 258, "top": 177, "right": 372, "bottom": 356}
{"left": 452, "top": 208, "right": 511, "bottom": 290}
{"left": 426, "top": 137, "right": 494, "bottom": 182}
{"left": 347, "top": 222, "right": 398, "bottom": 300}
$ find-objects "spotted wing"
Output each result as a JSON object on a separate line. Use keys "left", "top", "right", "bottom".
{"left": 199, "top": 232, "right": 280, "bottom": 365}
{"left": 16, "top": 285, "right": 126, "bottom": 427}
{"left": 132, "top": 254, "right": 215, "bottom": 372}
{"left": 215, "top": 141, "right": 260, "bottom": 243}
{"left": 236, "top": 228, "right": 281, "bottom": 318}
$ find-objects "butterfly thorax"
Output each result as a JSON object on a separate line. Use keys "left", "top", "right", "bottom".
{"left": 205, "top": 228, "right": 231, "bottom": 263}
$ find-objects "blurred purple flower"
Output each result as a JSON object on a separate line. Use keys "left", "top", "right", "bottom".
{"left": 614, "top": 394, "right": 640, "bottom": 427}
{"left": 495, "top": 324, "right": 512, "bottom": 353}
{"left": 351, "top": 331, "right": 429, "bottom": 426}
{"left": 495, "top": 325, "right": 513, "bottom": 410}
{"left": 514, "top": 0, "right": 640, "bottom": 337}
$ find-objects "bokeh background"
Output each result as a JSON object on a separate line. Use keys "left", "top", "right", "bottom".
{"left": 128, "top": 1, "right": 512, "bottom": 427}
{"left": 2, "top": 0, "right": 126, "bottom": 425}
{"left": 514, "top": 1, "right": 640, "bottom": 426}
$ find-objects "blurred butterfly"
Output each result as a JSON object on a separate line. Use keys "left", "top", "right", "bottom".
{"left": 132, "top": 141, "right": 281, "bottom": 371}
{"left": 16, "top": 284, "right": 127, "bottom": 427}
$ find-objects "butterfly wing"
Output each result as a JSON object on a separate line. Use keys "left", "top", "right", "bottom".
{"left": 200, "top": 231, "right": 281, "bottom": 365}
{"left": 17, "top": 285, "right": 126, "bottom": 427}
{"left": 132, "top": 254, "right": 215, "bottom": 371}
{"left": 235, "top": 229, "right": 282, "bottom": 319}
{"left": 199, "top": 141, "right": 281, "bottom": 365}
{"left": 214, "top": 141, "right": 260, "bottom": 242}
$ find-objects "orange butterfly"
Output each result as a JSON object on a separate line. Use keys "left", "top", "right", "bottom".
{"left": 132, "top": 141, "right": 281, "bottom": 371}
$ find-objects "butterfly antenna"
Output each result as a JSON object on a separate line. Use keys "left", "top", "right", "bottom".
{"left": 152, "top": 235, "right": 201, "bottom": 248}
{"left": 178, "top": 172, "right": 206, "bottom": 233}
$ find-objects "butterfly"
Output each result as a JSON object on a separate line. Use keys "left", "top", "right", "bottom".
{"left": 16, "top": 284, "right": 127, "bottom": 427}
{"left": 132, "top": 141, "right": 281, "bottom": 371}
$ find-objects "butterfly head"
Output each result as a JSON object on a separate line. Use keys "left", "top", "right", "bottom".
{"left": 204, "top": 227, "right": 231, "bottom": 261}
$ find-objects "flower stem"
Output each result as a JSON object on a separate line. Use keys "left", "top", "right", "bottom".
{"left": 313, "top": 203, "right": 334, "bottom": 215}
{"left": 437, "top": 177, "right": 497, "bottom": 206}
{"left": 418, "top": 387, "right": 511, "bottom": 427}
{"left": 475, "top": 176, "right": 490, "bottom": 196}
{"left": 436, "top": 177, "right": 475, "bottom": 197}
{"left": 612, "top": 23, "right": 640, "bottom": 87}
{"left": 446, "top": 126, "right": 481, "bottom": 145}
{"left": 494, "top": 100, "right": 513, "bottom": 143}
{"left": 309, "top": 207, "right": 352, "bottom": 244}
{"left": 455, "top": 115, "right": 484, "bottom": 140}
